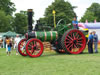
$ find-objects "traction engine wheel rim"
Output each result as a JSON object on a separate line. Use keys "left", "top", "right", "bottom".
{"left": 25, "top": 38, "right": 44, "bottom": 57}
{"left": 18, "top": 39, "right": 27, "bottom": 56}
{"left": 64, "top": 29, "right": 86, "bottom": 54}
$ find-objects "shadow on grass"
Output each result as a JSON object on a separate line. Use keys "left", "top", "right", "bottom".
{"left": 18, "top": 51, "right": 99, "bottom": 58}
{"left": 41, "top": 52, "right": 89, "bottom": 57}
{"left": 41, "top": 51, "right": 100, "bottom": 57}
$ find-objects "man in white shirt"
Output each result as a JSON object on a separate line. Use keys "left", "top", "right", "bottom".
{"left": 14, "top": 35, "right": 21, "bottom": 55}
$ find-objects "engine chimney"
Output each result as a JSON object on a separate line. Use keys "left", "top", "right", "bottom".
{"left": 28, "top": 9, "right": 33, "bottom": 32}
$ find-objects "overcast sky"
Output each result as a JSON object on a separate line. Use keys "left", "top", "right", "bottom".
{"left": 11, "top": 0, "right": 100, "bottom": 21}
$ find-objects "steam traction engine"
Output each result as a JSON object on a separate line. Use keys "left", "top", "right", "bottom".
{"left": 18, "top": 9, "right": 88, "bottom": 58}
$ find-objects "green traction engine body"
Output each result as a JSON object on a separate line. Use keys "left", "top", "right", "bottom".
{"left": 26, "top": 23, "right": 88, "bottom": 42}
{"left": 18, "top": 9, "right": 88, "bottom": 58}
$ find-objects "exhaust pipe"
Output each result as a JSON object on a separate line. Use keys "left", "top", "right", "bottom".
{"left": 28, "top": 9, "right": 33, "bottom": 32}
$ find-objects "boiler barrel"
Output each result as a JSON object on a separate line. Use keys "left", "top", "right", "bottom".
{"left": 35, "top": 31, "right": 58, "bottom": 41}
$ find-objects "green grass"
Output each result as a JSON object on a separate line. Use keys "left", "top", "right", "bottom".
{"left": 0, "top": 48, "right": 100, "bottom": 75}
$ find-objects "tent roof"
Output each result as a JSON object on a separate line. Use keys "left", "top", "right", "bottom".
{"left": 3, "top": 31, "right": 22, "bottom": 37}
{"left": 0, "top": 33, "right": 5, "bottom": 38}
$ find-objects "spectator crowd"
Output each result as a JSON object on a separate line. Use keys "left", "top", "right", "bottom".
{"left": 5, "top": 35, "right": 21, "bottom": 56}
{"left": 88, "top": 31, "right": 99, "bottom": 53}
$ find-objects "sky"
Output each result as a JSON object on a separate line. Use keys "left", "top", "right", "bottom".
{"left": 11, "top": 0, "right": 100, "bottom": 21}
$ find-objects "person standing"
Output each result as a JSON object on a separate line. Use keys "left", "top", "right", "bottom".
{"left": 6, "top": 37, "right": 10, "bottom": 56}
{"left": 7, "top": 41, "right": 12, "bottom": 56}
{"left": 72, "top": 17, "right": 79, "bottom": 29}
{"left": 88, "top": 32, "right": 93, "bottom": 53}
{"left": 93, "top": 31, "right": 98, "bottom": 53}
{"left": 14, "top": 35, "right": 21, "bottom": 55}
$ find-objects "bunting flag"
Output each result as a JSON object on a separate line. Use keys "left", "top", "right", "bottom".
{"left": 94, "top": 19, "right": 97, "bottom": 23}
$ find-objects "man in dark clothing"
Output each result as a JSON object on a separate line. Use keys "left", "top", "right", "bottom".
{"left": 88, "top": 32, "right": 93, "bottom": 53}
{"left": 34, "top": 20, "right": 41, "bottom": 31}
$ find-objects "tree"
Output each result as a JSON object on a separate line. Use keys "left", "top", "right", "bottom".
{"left": 80, "top": 11, "right": 97, "bottom": 22}
{"left": 0, "top": 10, "right": 13, "bottom": 32}
{"left": 13, "top": 13, "right": 28, "bottom": 34}
{"left": 13, "top": 11, "right": 34, "bottom": 34}
{"left": 20, "top": 11, "right": 27, "bottom": 16}
{"left": 0, "top": 0, "right": 16, "bottom": 32}
{"left": 39, "top": 0, "right": 76, "bottom": 28}
{"left": 0, "top": 0, "right": 16, "bottom": 15}
{"left": 80, "top": 3, "right": 100, "bottom": 22}
{"left": 88, "top": 3, "right": 100, "bottom": 22}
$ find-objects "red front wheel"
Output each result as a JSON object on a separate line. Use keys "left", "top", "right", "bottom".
{"left": 18, "top": 39, "right": 27, "bottom": 56}
{"left": 25, "top": 38, "right": 44, "bottom": 57}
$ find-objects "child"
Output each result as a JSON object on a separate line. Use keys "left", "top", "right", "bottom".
{"left": 8, "top": 41, "right": 12, "bottom": 56}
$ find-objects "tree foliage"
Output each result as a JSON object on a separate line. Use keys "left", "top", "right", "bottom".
{"left": 13, "top": 11, "right": 34, "bottom": 34}
{"left": 0, "top": 10, "right": 13, "bottom": 32}
{"left": 39, "top": 0, "right": 76, "bottom": 28}
{"left": 0, "top": 0, "right": 16, "bottom": 15}
{"left": 0, "top": 0, "right": 16, "bottom": 32}
{"left": 0, "top": 0, "right": 36, "bottom": 34}
{"left": 13, "top": 12, "right": 28, "bottom": 34}
{"left": 80, "top": 11, "right": 97, "bottom": 22}
{"left": 80, "top": 3, "right": 100, "bottom": 22}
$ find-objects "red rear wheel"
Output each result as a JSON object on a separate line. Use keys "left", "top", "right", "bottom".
{"left": 61, "top": 29, "right": 86, "bottom": 54}
{"left": 25, "top": 38, "right": 44, "bottom": 57}
{"left": 18, "top": 39, "right": 27, "bottom": 56}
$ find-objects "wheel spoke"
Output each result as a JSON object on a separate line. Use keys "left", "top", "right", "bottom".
{"left": 68, "top": 43, "right": 73, "bottom": 50}
{"left": 76, "top": 34, "right": 79, "bottom": 39}
{"left": 77, "top": 40, "right": 82, "bottom": 43}
{"left": 29, "top": 49, "right": 34, "bottom": 54}
{"left": 67, "top": 35, "right": 73, "bottom": 40}
{"left": 33, "top": 41, "right": 36, "bottom": 46}
{"left": 36, "top": 46, "right": 40, "bottom": 51}
{"left": 70, "top": 33, "right": 73, "bottom": 38}
{"left": 78, "top": 37, "right": 83, "bottom": 40}
{"left": 28, "top": 46, "right": 31, "bottom": 48}
{"left": 30, "top": 42, "right": 33, "bottom": 46}
{"left": 75, "top": 32, "right": 78, "bottom": 38}
{"left": 64, "top": 41, "right": 71, "bottom": 44}
{"left": 29, "top": 44, "right": 32, "bottom": 47}
{"left": 73, "top": 33, "right": 75, "bottom": 39}
{"left": 66, "top": 43, "right": 71, "bottom": 48}
{"left": 74, "top": 44, "right": 77, "bottom": 48}
{"left": 65, "top": 37, "right": 72, "bottom": 42}
{"left": 76, "top": 43, "right": 83, "bottom": 47}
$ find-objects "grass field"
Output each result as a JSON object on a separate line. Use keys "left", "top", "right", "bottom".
{"left": 0, "top": 48, "right": 100, "bottom": 75}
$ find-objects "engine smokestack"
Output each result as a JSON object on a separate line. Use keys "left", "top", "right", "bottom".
{"left": 28, "top": 9, "right": 33, "bottom": 32}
